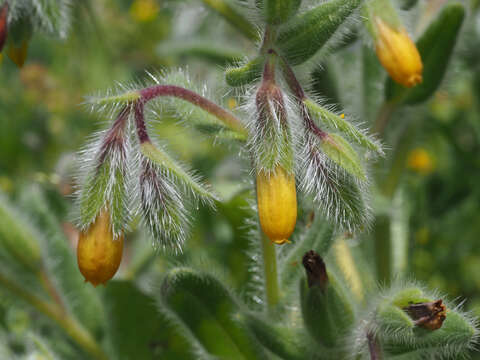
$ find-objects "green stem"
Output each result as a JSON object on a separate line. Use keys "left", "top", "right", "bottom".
{"left": 201, "top": 0, "right": 259, "bottom": 41}
{"left": 260, "top": 232, "right": 280, "bottom": 314}
{"left": 0, "top": 272, "right": 108, "bottom": 360}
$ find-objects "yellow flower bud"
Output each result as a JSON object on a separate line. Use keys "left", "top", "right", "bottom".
{"left": 77, "top": 210, "right": 124, "bottom": 287}
{"left": 130, "top": 0, "right": 159, "bottom": 23}
{"left": 256, "top": 167, "right": 297, "bottom": 245}
{"left": 374, "top": 18, "right": 423, "bottom": 88}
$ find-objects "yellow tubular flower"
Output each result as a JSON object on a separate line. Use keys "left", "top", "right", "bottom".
{"left": 374, "top": 18, "right": 423, "bottom": 88}
{"left": 77, "top": 210, "right": 124, "bottom": 287}
{"left": 256, "top": 167, "right": 297, "bottom": 245}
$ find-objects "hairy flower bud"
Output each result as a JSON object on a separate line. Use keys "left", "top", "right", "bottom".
{"left": 77, "top": 210, "right": 123, "bottom": 286}
{"left": 256, "top": 167, "right": 297, "bottom": 245}
{"left": 374, "top": 18, "right": 423, "bottom": 88}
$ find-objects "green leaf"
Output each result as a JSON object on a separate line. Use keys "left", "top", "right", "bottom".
{"left": 276, "top": 0, "right": 362, "bottom": 66}
{"left": 141, "top": 142, "right": 219, "bottom": 204}
{"left": 299, "top": 271, "right": 355, "bottom": 348}
{"left": 321, "top": 133, "right": 366, "bottom": 181}
{"left": 0, "top": 191, "right": 42, "bottom": 273}
{"left": 159, "top": 267, "right": 266, "bottom": 360}
{"left": 385, "top": 3, "right": 465, "bottom": 104}
{"left": 157, "top": 39, "right": 243, "bottom": 65}
{"left": 225, "top": 57, "right": 264, "bottom": 87}
{"left": 19, "top": 186, "right": 105, "bottom": 336}
{"left": 304, "top": 99, "right": 383, "bottom": 154}
{"left": 103, "top": 281, "right": 193, "bottom": 360}
{"left": 242, "top": 312, "right": 304, "bottom": 360}
{"left": 261, "top": 0, "right": 302, "bottom": 25}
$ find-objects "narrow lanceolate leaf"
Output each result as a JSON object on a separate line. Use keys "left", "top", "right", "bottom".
{"left": 159, "top": 268, "right": 266, "bottom": 360}
{"left": 140, "top": 142, "right": 218, "bottom": 204}
{"left": 0, "top": 192, "right": 42, "bottom": 272}
{"left": 261, "top": 0, "right": 302, "bottom": 25}
{"left": 276, "top": 0, "right": 362, "bottom": 65}
{"left": 225, "top": 57, "right": 264, "bottom": 87}
{"left": 242, "top": 313, "right": 305, "bottom": 360}
{"left": 104, "top": 281, "right": 194, "bottom": 360}
{"left": 300, "top": 134, "right": 371, "bottom": 232}
{"left": 138, "top": 156, "right": 189, "bottom": 253}
{"left": 386, "top": 3, "right": 465, "bottom": 104}
{"left": 77, "top": 111, "right": 131, "bottom": 237}
{"left": 305, "top": 99, "right": 383, "bottom": 155}
{"left": 20, "top": 186, "right": 104, "bottom": 336}
{"left": 321, "top": 133, "right": 366, "bottom": 181}
{"left": 157, "top": 39, "right": 243, "bottom": 65}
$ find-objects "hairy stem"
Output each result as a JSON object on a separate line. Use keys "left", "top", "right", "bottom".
{"left": 260, "top": 232, "right": 280, "bottom": 314}
{"left": 139, "top": 85, "right": 247, "bottom": 136}
{"left": 367, "top": 332, "right": 382, "bottom": 360}
{"left": 0, "top": 272, "right": 108, "bottom": 360}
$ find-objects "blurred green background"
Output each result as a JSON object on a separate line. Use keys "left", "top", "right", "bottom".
{"left": 1, "top": 0, "right": 480, "bottom": 358}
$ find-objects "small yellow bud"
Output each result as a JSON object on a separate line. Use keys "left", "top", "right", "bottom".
{"left": 407, "top": 148, "right": 434, "bottom": 175}
{"left": 130, "top": 0, "right": 159, "bottom": 23}
{"left": 256, "top": 167, "right": 297, "bottom": 245}
{"left": 77, "top": 211, "right": 124, "bottom": 287}
{"left": 374, "top": 19, "right": 423, "bottom": 88}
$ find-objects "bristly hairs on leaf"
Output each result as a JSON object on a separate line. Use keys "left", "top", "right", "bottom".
{"left": 74, "top": 106, "right": 134, "bottom": 238}
{"left": 241, "top": 78, "right": 302, "bottom": 174}
{"left": 297, "top": 128, "right": 372, "bottom": 233}
{"left": 135, "top": 153, "right": 189, "bottom": 254}
{"left": 5, "top": 0, "right": 71, "bottom": 38}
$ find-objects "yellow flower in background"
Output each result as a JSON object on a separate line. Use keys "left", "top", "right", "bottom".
{"left": 77, "top": 210, "right": 124, "bottom": 286}
{"left": 407, "top": 148, "right": 434, "bottom": 175}
{"left": 130, "top": 0, "right": 159, "bottom": 23}
{"left": 256, "top": 167, "right": 297, "bottom": 245}
{"left": 374, "top": 18, "right": 423, "bottom": 88}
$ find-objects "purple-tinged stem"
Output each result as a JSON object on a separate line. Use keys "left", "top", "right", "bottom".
{"left": 96, "top": 105, "right": 130, "bottom": 168}
{"left": 134, "top": 101, "right": 150, "bottom": 144}
{"left": 139, "top": 85, "right": 246, "bottom": 135}
{"left": 274, "top": 52, "right": 328, "bottom": 140}
{"left": 367, "top": 332, "right": 382, "bottom": 360}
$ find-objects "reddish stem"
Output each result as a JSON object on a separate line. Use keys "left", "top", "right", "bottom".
{"left": 273, "top": 51, "right": 327, "bottom": 140}
{"left": 139, "top": 85, "right": 245, "bottom": 134}
{"left": 134, "top": 101, "right": 150, "bottom": 144}
{"left": 367, "top": 332, "right": 382, "bottom": 360}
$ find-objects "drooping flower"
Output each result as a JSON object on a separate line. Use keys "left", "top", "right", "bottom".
{"left": 256, "top": 166, "right": 297, "bottom": 245}
{"left": 77, "top": 210, "right": 124, "bottom": 286}
{"left": 374, "top": 18, "right": 423, "bottom": 88}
